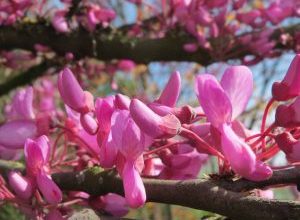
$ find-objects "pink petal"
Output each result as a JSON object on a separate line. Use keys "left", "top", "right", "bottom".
{"left": 80, "top": 113, "right": 98, "bottom": 135}
{"left": 115, "top": 94, "right": 130, "bottom": 110}
{"left": 58, "top": 68, "right": 87, "bottom": 113}
{"left": 117, "top": 60, "right": 135, "bottom": 72}
{"left": 110, "top": 110, "right": 130, "bottom": 147}
{"left": 156, "top": 71, "right": 181, "bottom": 107}
{"left": 130, "top": 99, "right": 180, "bottom": 138}
{"left": 8, "top": 171, "right": 33, "bottom": 200}
{"left": 130, "top": 99, "right": 164, "bottom": 137}
{"left": 244, "top": 161, "right": 273, "bottom": 181}
{"left": 0, "top": 145, "right": 20, "bottom": 160}
{"left": 24, "top": 138, "right": 44, "bottom": 176}
{"left": 78, "top": 129, "right": 100, "bottom": 155}
{"left": 196, "top": 74, "right": 232, "bottom": 128}
{"left": 148, "top": 102, "right": 173, "bottom": 116}
{"left": 35, "top": 135, "right": 51, "bottom": 162}
{"left": 122, "top": 161, "right": 146, "bottom": 208}
{"left": 220, "top": 124, "right": 256, "bottom": 178}
{"left": 0, "top": 120, "right": 37, "bottom": 149}
{"left": 51, "top": 10, "right": 70, "bottom": 33}
{"left": 221, "top": 66, "right": 253, "bottom": 119}
{"left": 36, "top": 172, "right": 62, "bottom": 205}
{"left": 121, "top": 118, "right": 145, "bottom": 160}
{"left": 99, "top": 132, "right": 118, "bottom": 168}
{"left": 282, "top": 54, "right": 300, "bottom": 97}
{"left": 11, "top": 87, "right": 35, "bottom": 120}
{"left": 95, "top": 97, "right": 115, "bottom": 143}
{"left": 101, "top": 193, "right": 129, "bottom": 217}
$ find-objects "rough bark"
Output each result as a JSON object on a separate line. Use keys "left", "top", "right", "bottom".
{"left": 51, "top": 167, "right": 300, "bottom": 220}
{"left": 0, "top": 22, "right": 299, "bottom": 64}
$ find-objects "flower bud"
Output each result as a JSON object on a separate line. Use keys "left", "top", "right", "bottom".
{"left": 275, "top": 97, "right": 300, "bottom": 127}
{"left": 8, "top": 171, "right": 33, "bottom": 200}
{"left": 130, "top": 99, "right": 181, "bottom": 138}
{"left": 58, "top": 68, "right": 94, "bottom": 114}
{"left": 275, "top": 132, "right": 300, "bottom": 162}
{"left": 156, "top": 71, "right": 181, "bottom": 108}
{"left": 115, "top": 94, "right": 130, "bottom": 110}
{"left": 80, "top": 113, "right": 98, "bottom": 135}
{"left": 272, "top": 54, "right": 300, "bottom": 101}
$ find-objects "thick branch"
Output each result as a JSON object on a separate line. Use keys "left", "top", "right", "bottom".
{"left": 1, "top": 160, "right": 300, "bottom": 219}
{"left": 0, "top": 23, "right": 299, "bottom": 64}
{"left": 51, "top": 167, "right": 300, "bottom": 220}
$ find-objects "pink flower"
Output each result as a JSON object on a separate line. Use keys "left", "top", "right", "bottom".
{"left": 114, "top": 94, "right": 130, "bottom": 110}
{"left": 24, "top": 135, "right": 62, "bottom": 204}
{"left": 155, "top": 71, "right": 181, "bottom": 108}
{"left": 117, "top": 60, "right": 136, "bottom": 72}
{"left": 122, "top": 161, "right": 146, "bottom": 208}
{"left": 108, "top": 110, "right": 147, "bottom": 208}
{"left": 80, "top": 113, "right": 98, "bottom": 135}
{"left": 100, "top": 193, "right": 129, "bottom": 216}
{"left": 58, "top": 68, "right": 94, "bottom": 114}
{"left": 130, "top": 99, "right": 181, "bottom": 138}
{"left": 0, "top": 145, "right": 20, "bottom": 160}
{"left": 196, "top": 66, "right": 272, "bottom": 181}
{"left": 272, "top": 54, "right": 300, "bottom": 101}
{"left": 0, "top": 120, "right": 37, "bottom": 149}
{"left": 158, "top": 144, "right": 208, "bottom": 180}
{"left": 275, "top": 132, "right": 300, "bottom": 162}
{"left": 237, "top": 10, "right": 261, "bottom": 26}
{"left": 51, "top": 10, "right": 70, "bottom": 33}
{"left": 95, "top": 97, "right": 117, "bottom": 167}
{"left": 275, "top": 96, "right": 300, "bottom": 128}
{"left": 85, "top": 4, "right": 115, "bottom": 30}
{"left": 8, "top": 171, "right": 33, "bottom": 200}
{"left": 264, "top": 2, "right": 293, "bottom": 25}
{"left": 5, "top": 87, "right": 35, "bottom": 120}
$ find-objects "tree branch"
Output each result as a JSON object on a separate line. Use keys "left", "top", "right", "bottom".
{"left": 0, "top": 22, "right": 299, "bottom": 64}
{"left": 1, "top": 160, "right": 300, "bottom": 219}
{"left": 0, "top": 60, "right": 59, "bottom": 96}
{"left": 51, "top": 167, "right": 300, "bottom": 220}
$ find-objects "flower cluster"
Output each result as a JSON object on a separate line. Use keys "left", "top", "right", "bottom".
{"left": 0, "top": 54, "right": 300, "bottom": 218}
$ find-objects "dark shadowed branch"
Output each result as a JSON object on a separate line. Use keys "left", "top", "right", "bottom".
{"left": 0, "top": 60, "right": 60, "bottom": 96}
{"left": 0, "top": 22, "right": 299, "bottom": 64}
{"left": 0, "top": 22, "right": 298, "bottom": 96}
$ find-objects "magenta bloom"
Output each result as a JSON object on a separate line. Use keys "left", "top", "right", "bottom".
{"left": 5, "top": 87, "right": 34, "bottom": 120}
{"left": 130, "top": 99, "right": 181, "bottom": 139}
{"left": 51, "top": 10, "right": 70, "bottom": 33}
{"left": 155, "top": 71, "right": 181, "bottom": 108}
{"left": 275, "top": 132, "right": 300, "bottom": 162}
{"left": 110, "top": 110, "right": 147, "bottom": 208}
{"left": 58, "top": 68, "right": 94, "bottom": 114}
{"left": 100, "top": 193, "right": 129, "bottom": 217}
{"left": 0, "top": 120, "right": 37, "bottom": 149}
{"left": 0, "top": 87, "right": 38, "bottom": 149}
{"left": 275, "top": 96, "right": 300, "bottom": 128}
{"left": 24, "top": 135, "right": 62, "bottom": 204}
{"left": 8, "top": 171, "right": 33, "bottom": 200}
{"left": 272, "top": 54, "right": 300, "bottom": 101}
{"left": 196, "top": 66, "right": 272, "bottom": 181}
{"left": 158, "top": 144, "right": 208, "bottom": 180}
{"left": 117, "top": 60, "right": 136, "bottom": 72}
